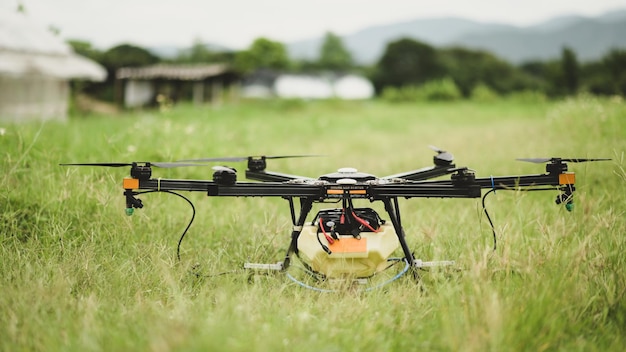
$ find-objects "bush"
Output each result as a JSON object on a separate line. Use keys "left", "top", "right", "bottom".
{"left": 417, "top": 78, "right": 462, "bottom": 101}
{"left": 380, "top": 86, "right": 418, "bottom": 102}
{"left": 505, "top": 89, "right": 547, "bottom": 103}
{"left": 470, "top": 83, "right": 499, "bottom": 102}
{"left": 380, "top": 78, "right": 462, "bottom": 102}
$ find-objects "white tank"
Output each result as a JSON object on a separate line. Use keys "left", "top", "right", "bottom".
{"left": 296, "top": 223, "right": 400, "bottom": 278}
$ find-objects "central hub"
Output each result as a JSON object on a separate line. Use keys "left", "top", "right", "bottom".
{"left": 319, "top": 167, "right": 376, "bottom": 183}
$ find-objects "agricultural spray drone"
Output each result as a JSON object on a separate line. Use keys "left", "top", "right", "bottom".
{"left": 61, "top": 147, "right": 609, "bottom": 291}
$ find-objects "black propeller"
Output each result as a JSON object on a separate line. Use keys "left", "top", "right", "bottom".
{"left": 177, "top": 155, "right": 322, "bottom": 163}
{"left": 516, "top": 158, "right": 611, "bottom": 163}
{"left": 59, "top": 162, "right": 206, "bottom": 168}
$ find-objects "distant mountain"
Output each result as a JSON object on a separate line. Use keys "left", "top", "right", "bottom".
{"left": 287, "top": 8, "right": 626, "bottom": 65}
{"left": 288, "top": 18, "right": 514, "bottom": 64}
{"left": 148, "top": 45, "right": 180, "bottom": 59}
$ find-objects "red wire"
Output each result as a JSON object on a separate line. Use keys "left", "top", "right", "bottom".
{"left": 351, "top": 211, "right": 379, "bottom": 232}
{"left": 319, "top": 217, "right": 334, "bottom": 244}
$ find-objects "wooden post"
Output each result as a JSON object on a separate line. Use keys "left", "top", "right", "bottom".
{"left": 211, "top": 80, "right": 223, "bottom": 107}
{"left": 193, "top": 81, "right": 204, "bottom": 106}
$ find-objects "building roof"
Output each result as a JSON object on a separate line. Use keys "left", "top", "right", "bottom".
{"left": 0, "top": 11, "right": 106, "bottom": 81}
{"left": 116, "top": 64, "right": 231, "bottom": 81}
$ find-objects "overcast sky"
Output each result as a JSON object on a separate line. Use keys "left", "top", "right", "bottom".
{"left": 5, "top": 0, "right": 626, "bottom": 49}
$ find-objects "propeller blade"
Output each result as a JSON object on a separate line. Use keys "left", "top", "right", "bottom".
{"left": 517, "top": 158, "right": 611, "bottom": 163}
{"left": 428, "top": 145, "right": 454, "bottom": 162}
{"left": 177, "top": 155, "right": 323, "bottom": 163}
{"left": 515, "top": 158, "right": 551, "bottom": 163}
{"left": 60, "top": 162, "right": 132, "bottom": 167}
{"left": 428, "top": 145, "right": 445, "bottom": 153}
{"left": 561, "top": 158, "right": 612, "bottom": 162}
{"left": 60, "top": 162, "right": 206, "bottom": 168}
{"left": 264, "top": 155, "right": 323, "bottom": 159}
{"left": 151, "top": 162, "right": 207, "bottom": 168}
{"left": 179, "top": 156, "right": 248, "bottom": 162}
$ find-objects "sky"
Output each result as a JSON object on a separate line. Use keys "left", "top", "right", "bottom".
{"left": 4, "top": 0, "right": 626, "bottom": 50}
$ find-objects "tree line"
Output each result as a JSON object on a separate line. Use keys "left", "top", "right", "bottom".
{"left": 69, "top": 32, "right": 626, "bottom": 103}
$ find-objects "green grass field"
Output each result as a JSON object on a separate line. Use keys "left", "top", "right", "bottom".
{"left": 2, "top": 96, "right": 625, "bottom": 351}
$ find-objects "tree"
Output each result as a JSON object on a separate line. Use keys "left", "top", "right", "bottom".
{"left": 602, "top": 49, "right": 626, "bottom": 95}
{"left": 441, "top": 47, "right": 535, "bottom": 96}
{"left": 579, "top": 49, "right": 626, "bottom": 96}
{"left": 318, "top": 32, "right": 353, "bottom": 72}
{"left": 67, "top": 39, "right": 102, "bottom": 62}
{"left": 95, "top": 44, "right": 160, "bottom": 102}
{"left": 177, "top": 38, "right": 215, "bottom": 63}
{"left": 561, "top": 46, "right": 579, "bottom": 95}
{"left": 519, "top": 59, "right": 565, "bottom": 96}
{"left": 372, "top": 38, "right": 445, "bottom": 91}
{"left": 234, "top": 38, "right": 290, "bottom": 73}
{"left": 174, "top": 38, "right": 235, "bottom": 64}
{"left": 101, "top": 43, "right": 159, "bottom": 70}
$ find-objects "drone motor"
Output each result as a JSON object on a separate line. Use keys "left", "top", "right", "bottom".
{"left": 212, "top": 166, "right": 237, "bottom": 185}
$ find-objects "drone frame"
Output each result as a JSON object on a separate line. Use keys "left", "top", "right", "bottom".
{"left": 113, "top": 154, "right": 581, "bottom": 280}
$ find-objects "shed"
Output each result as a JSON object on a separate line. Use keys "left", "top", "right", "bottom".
{"left": 116, "top": 64, "right": 239, "bottom": 108}
{"left": 0, "top": 11, "right": 106, "bottom": 122}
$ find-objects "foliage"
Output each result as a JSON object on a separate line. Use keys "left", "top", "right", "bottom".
{"left": 440, "top": 47, "right": 521, "bottom": 97}
{"left": 234, "top": 37, "right": 290, "bottom": 74}
{"left": 521, "top": 47, "right": 580, "bottom": 97}
{"left": 372, "top": 38, "right": 445, "bottom": 92}
{"left": 416, "top": 77, "right": 463, "bottom": 101}
{"left": 380, "top": 85, "right": 413, "bottom": 102}
{"left": 100, "top": 43, "right": 160, "bottom": 70}
{"left": 63, "top": 35, "right": 625, "bottom": 104}
{"left": 504, "top": 89, "right": 548, "bottom": 103}
{"left": 597, "top": 49, "right": 626, "bottom": 96}
{"left": 581, "top": 61, "right": 613, "bottom": 95}
{"left": 318, "top": 32, "right": 353, "bottom": 72}
{"left": 381, "top": 78, "right": 462, "bottom": 102}
{"left": 1, "top": 99, "right": 625, "bottom": 351}
{"left": 518, "top": 60, "right": 555, "bottom": 93}
{"left": 67, "top": 40, "right": 106, "bottom": 100}
{"left": 67, "top": 39, "right": 102, "bottom": 63}
{"left": 561, "top": 46, "right": 579, "bottom": 95}
{"left": 470, "top": 82, "right": 500, "bottom": 102}
{"left": 372, "top": 43, "right": 550, "bottom": 98}
{"left": 80, "top": 43, "right": 158, "bottom": 102}
{"left": 174, "top": 38, "right": 235, "bottom": 64}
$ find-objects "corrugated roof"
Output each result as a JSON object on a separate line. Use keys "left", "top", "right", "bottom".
{"left": 0, "top": 51, "right": 106, "bottom": 81}
{"left": 116, "top": 64, "right": 231, "bottom": 80}
{"left": 0, "top": 12, "right": 106, "bottom": 81}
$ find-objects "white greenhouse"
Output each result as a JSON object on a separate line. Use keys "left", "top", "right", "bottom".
{"left": 0, "top": 11, "right": 106, "bottom": 122}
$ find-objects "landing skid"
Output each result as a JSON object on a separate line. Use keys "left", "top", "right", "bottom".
{"left": 244, "top": 258, "right": 456, "bottom": 292}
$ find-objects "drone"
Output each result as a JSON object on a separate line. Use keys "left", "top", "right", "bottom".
{"left": 61, "top": 147, "right": 610, "bottom": 291}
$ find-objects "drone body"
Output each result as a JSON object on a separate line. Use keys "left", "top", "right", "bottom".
{"left": 298, "top": 207, "right": 398, "bottom": 278}
{"left": 61, "top": 150, "right": 609, "bottom": 289}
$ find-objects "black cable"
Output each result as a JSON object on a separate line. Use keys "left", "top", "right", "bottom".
{"left": 316, "top": 227, "right": 331, "bottom": 254}
{"left": 131, "top": 190, "right": 255, "bottom": 279}
{"left": 481, "top": 188, "right": 497, "bottom": 251}
{"left": 135, "top": 189, "right": 196, "bottom": 261}
{"left": 165, "top": 191, "right": 196, "bottom": 261}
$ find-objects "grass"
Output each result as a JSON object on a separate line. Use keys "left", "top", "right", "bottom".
{"left": 1, "top": 95, "right": 625, "bottom": 351}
